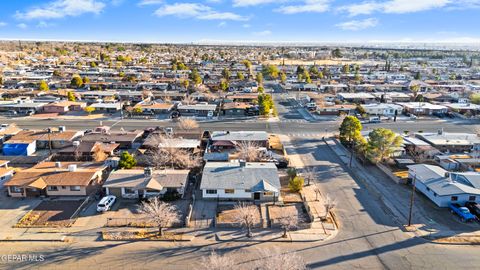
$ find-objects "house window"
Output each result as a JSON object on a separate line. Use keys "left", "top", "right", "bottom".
{"left": 469, "top": 196, "right": 476, "bottom": 201}
{"left": 10, "top": 186, "right": 23, "bottom": 193}
{"left": 62, "top": 186, "right": 66, "bottom": 189}
{"left": 451, "top": 196, "right": 458, "bottom": 201}
{"left": 264, "top": 192, "right": 274, "bottom": 196}
{"left": 124, "top": 188, "right": 136, "bottom": 194}
{"left": 245, "top": 189, "right": 251, "bottom": 192}
{"left": 48, "top": 186, "right": 58, "bottom": 191}
{"left": 70, "top": 186, "right": 81, "bottom": 191}
{"left": 0, "top": 176, "right": 5, "bottom": 181}
{"left": 225, "top": 189, "right": 235, "bottom": 194}
{"left": 206, "top": 189, "right": 217, "bottom": 194}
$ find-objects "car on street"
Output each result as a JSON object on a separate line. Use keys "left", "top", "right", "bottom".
{"left": 97, "top": 195, "right": 116, "bottom": 212}
{"left": 449, "top": 203, "right": 477, "bottom": 222}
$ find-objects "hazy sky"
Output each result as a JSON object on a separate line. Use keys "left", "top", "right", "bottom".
{"left": 1, "top": 0, "right": 480, "bottom": 43}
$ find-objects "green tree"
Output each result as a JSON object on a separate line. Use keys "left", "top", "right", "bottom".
{"left": 237, "top": 71, "right": 245, "bottom": 80}
{"left": 366, "top": 128, "right": 403, "bottom": 164}
{"left": 342, "top": 64, "right": 350, "bottom": 74}
{"left": 90, "top": 61, "right": 97, "bottom": 68}
{"left": 280, "top": 71, "right": 287, "bottom": 84}
{"left": 190, "top": 68, "right": 202, "bottom": 86}
{"left": 339, "top": 116, "right": 363, "bottom": 147}
{"left": 289, "top": 176, "right": 304, "bottom": 192}
{"left": 133, "top": 107, "right": 143, "bottom": 114}
{"left": 257, "top": 86, "right": 264, "bottom": 93}
{"left": 356, "top": 104, "right": 366, "bottom": 115}
{"left": 67, "top": 91, "right": 76, "bottom": 101}
{"left": 304, "top": 70, "right": 312, "bottom": 83}
{"left": 71, "top": 76, "right": 83, "bottom": 88}
{"left": 119, "top": 151, "right": 137, "bottom": 169}
{"left": 256, "top": 73, "right": 263, "bottom": 85}
{"left": 242, "top": 60, "right": 252, "bottom": 70}
{"left": 258, "top": 94, "right": 274, "bottom": 116}
{"left": 286, "top": 167, "right": 297, "bottom": 179}
{"left": 220, "top": 79, "right": 229, "bottom": 92}
{"left": 296, "top": 66, "right": 305, "bottom": 75}
{"left": 84, "top": 106, "right": 95, "bottom": 115}
{"left": 414, "top": 71, "right": 421, "bottom": 80}
{"left": 222, "top": 68, "right": 231, "bottom": 81}
{"left": 38, "top": 80, "right": 49, "bottom": 91}
{"left": 470, "top": 93, "right": 480, "bottom": 105}
{"left": 52, "top": 70, "right": 61, "bottom": 77}
{"left": 263, "top": 64, "right": 279, "bottom": 79}
{"left": 82, "top": 76, "right": 90, "bottom": 85}
{"left": 0, "top": 77, "right": 3, "bottom": 85}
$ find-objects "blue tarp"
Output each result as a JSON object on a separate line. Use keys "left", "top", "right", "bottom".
{"left": 3, "top": 143, "right": 29, "bottom": 156}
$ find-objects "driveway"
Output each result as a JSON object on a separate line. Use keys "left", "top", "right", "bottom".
{"left": 0, "top": 187, "right": 42, "bottom": 238}
{"left": 191, "top": 200, "right": 216, "bottom": 228}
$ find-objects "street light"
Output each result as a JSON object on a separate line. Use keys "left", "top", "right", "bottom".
{"left": 408, "top": 170, "right": 417, "bottom": 227}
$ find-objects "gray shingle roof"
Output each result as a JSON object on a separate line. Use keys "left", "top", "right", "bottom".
{"left": 200, "top": 161, "right": 280, "bottom": 191}
{"left": 211, "top": 131, "right": 268, "bottom": 142}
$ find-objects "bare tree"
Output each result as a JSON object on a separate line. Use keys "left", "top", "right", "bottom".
{"left": 302, "top": 167, "right": 316, "bottom": 186}
{"left": 323, "top": 195, "right": 336, "bottom": 220}
{"left": 233, "top": 202, "right": 260, "bottom": 238}
{"left": 278, "top": 209, "right": 299, "bottom": 238}
{"left": 236, "top": 141, "right": 261, "bottom": 162}
{"left": 148, "top": 133, "right": 201, "bottom": 169}
{"left": 200, "top": 250, "right": 235, "bottom": 270}
{"left": 254, "top": 248, "right": 307, "bottom": 270}
{"left": 178, "top": 118, "right": 199, "bottom": 130}
{"left": 181, "top": 95, "right": 195, "bottom": 105}
{"left": 140, "top": 197, "right": 180, "bottom": 236}
{"left": 92, "top": 146, "right": 107, "bottom": 162}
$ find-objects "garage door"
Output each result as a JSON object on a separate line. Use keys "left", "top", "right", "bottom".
{"left": 108, "top": 187, "right": 123, "bottom": 197}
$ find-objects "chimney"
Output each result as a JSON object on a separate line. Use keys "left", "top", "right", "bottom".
{"left": 68, "top": 164, "right": 77, "bottom": 172}
{"left": 144, "top": 167, "right": 153, "bottom": 177}
{"left": 58, "top": 126, "right": 66, "bottom": 133}
{"left": 55, "top": 162, "right": 62, "bottom": 168}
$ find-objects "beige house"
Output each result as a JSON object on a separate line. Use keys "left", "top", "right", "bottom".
{"left": 4, "top": 162, "right": 107, "bottom": 197}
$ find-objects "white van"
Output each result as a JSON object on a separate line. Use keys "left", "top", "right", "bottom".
{"left": 97, "top": 195, "right": 116, "bottom": 212}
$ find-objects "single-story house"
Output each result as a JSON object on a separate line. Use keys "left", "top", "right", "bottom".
{"left": 43, "top": 101, "right": 86, "bottom": 113}
{"left": 408, "top": 164, "right": 480, "bottom": 207}
{"left": 56, "top": 141, "right": 119, "bottom": 161}
{"left": 397, "top": 102, "right": 448, "bottom": 116}
{"left": 177, "top": 103, "right": 217, "bottom": 117}
{"left": 416, "top": 132, "right": 480, "bottom": 153}
{"left": 337, "top": 92, "right": 376, "bottom": 104}
{"left": 133, "top": 102, "right": 174, "bottom": 115}
{"left": 103, "top": 168, "right": 189, "bottom": 199}
{"left": 222, "top": 102, "right": 252, "bottom": 116}
{"left": 81, "top": 130, "right": 144, "bottom": 149}
{"left": 89, "top": 102, "right": 122, "bottom": 113}
{"left": 210, "top": 131, "right": 269, "bottom": 150}
{"left": 361, "top": 103, "right": 403, "bottom": 116}
{"left": 6, "top": 129, "right": 84, "bottom": 149}
{"left": 200, "top": 161, "right": 281, "bottom": 201}
{"left": 4, "top": 161, "right": 107, "bottom": 197}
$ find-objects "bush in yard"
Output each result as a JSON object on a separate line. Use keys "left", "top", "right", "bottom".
{"left": 287, "top": 167, "right": 297, "bottom": 180}
{"left": 289, "top": 176, "right": 304, "bottom": 192}
{"left": 119, "top": 151, "right": 136, "bottom": 169}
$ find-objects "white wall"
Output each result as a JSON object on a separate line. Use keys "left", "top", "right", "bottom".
{"left": 415, "top": 180, "right": 480, "bottom": 207}
{"left": 202, "top": 188, "right": 252, "bottom": 199}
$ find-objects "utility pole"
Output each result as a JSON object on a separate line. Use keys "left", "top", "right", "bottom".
{"left": 408, "top": 171, "right": 417, "bottom": 227}
{"left": 349, "top": 141, "right": 356, "bottom": 167}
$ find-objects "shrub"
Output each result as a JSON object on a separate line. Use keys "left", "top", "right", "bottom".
{"left": 289, "top": 176, "right": 304, "bottom": 192}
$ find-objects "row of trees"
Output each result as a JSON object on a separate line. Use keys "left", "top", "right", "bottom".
{"left": 339, "top": 116, "right": 403, "bottom": 164}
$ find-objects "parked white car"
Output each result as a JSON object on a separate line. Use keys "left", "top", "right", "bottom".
{"left": 97, "top": 195, "right": 116, "bottom": 212}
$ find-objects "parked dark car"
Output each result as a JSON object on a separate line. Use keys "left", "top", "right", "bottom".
{"left": 465, "top": 202, "right": 480, "bottom": 219}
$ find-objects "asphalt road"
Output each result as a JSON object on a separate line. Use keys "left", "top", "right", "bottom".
{"left": 0, "top": 96, "right": 479, "bottom": 269}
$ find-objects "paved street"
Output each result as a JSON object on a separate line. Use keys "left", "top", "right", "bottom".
{"left": 0, "top": 96, "right": 480, "bottom": 269}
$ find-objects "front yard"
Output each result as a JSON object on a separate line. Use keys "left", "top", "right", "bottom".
{"left": 16, "top": 200, "right": 84, "bottom": 228}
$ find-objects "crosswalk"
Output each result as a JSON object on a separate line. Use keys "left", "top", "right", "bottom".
{"left": 285, "top": 133, "right": 326, "bottom": 138}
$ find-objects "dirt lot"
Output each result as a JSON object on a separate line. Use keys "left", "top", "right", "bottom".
{"left": 216, "top": 204, "right": 260, "bottom": 224}
{"left": 268, "top": 204, "right": 310, "bottom": 224}
{"left": 16, "top": 200, "right": 84, "bottom": 227}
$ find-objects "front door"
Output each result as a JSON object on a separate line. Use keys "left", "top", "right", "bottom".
{"left": 254, "top": 192, "right": 260, "bottom": 200}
